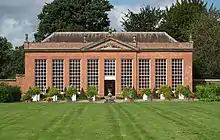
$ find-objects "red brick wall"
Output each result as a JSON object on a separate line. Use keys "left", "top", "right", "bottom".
{"left": 23, "top": 51, "right": 192, "bottom": 95}
{"left": 0, "top": 75, "right": 26, "bottom": 93}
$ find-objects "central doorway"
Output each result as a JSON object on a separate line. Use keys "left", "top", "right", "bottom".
{"left": 104, "top": 80, "right": 115, "bottom": 96}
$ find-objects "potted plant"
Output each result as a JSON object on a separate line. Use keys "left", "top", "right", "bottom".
{"left": 32, "top": 86, "right": 41, "bottom": 102}
{"left": 175, "top": 85, "right": 191, "bottom": 100}
{"left": 24, "top": 87, "right": 36, "bottom": 102}
{"left": 22, "top": 94, "right": 32, "bottom": 102}
{"left": 48, "top": 87, "right": 59, "bottom": 102}
{"left": 66, "top": 86, "right": 78, "bottom": 102}
{"left": 140, "top": 88, "right": 153, "bottom": 101}
{"left": 190, "top": 92, "right": 196, "bottom": 101}
{"left": 122, "top": 87, "right": 136, "bottom": 102}
{"left": 46, "top": 96, "right": 53, "bottom": 102}
{"left": 86, "top": 85, "right": 98, "bottom": 102}
{"left": 157, "top": 85, "right": 172, "bottom": 101}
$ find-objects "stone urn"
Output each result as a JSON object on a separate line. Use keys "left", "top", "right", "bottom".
{"left": 108, "top": 89, "right": 112, "bottom": 97}
{"left": 104, "top": 89, "right": 115, "bottom": 103}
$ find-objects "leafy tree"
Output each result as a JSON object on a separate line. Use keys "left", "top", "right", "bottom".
{"left": 160, "top": 0, "right": 207, "bottom": 42}
{"left": 34, "top": 0, "right": 114, "bottom": 42}
{"left": 191, "top": 12, "right": 220, "bottom": 78}
{"left": 122, "top": 5, "right": 163, "bottom": 32}
{"left": 8, "top": 46, "right": 25, "bottom": 78}
{"left": 0, "top": 37, "right": 13, "bottom": 79}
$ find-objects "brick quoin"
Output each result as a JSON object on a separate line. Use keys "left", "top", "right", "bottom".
{"left": 0, "top": 32, "right": 193, "bottom": 95}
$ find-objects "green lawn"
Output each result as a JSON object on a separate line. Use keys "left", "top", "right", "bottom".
{"left": 0, "top": 102, "right": 220, "bottom": 140}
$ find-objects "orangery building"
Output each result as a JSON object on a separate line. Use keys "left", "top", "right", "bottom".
{"left": 1, "top": 32, "right": 193, "bottom": 96}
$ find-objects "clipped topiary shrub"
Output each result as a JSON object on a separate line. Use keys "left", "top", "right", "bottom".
{"left": 9, "top": 86, "right": 22, "bottom": 102}
{"left": 0, "top": 83, "right": 22, "bottom": 103}
{"left": 0, "top": 83, "right": 13, "bottom": 103}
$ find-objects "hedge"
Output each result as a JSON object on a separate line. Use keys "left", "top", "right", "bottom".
{"left": 0, "top": 83, "right": 22, "bottom": 103}
{"left": 196, "top": 84, "right": 220, "bottom": 102}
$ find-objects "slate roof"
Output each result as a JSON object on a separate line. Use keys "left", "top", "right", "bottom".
{"left": 42, "top": 32, "right": 178, "bottom": 43}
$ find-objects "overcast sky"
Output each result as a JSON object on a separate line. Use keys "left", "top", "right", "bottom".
{"left": 0, "top": 0, "right": 218, "bottom": 46}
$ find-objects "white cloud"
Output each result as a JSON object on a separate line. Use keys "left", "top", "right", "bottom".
{"left": 0, "top": 0, "right": 50, "bottom": 46}
{"left": 0, "top": 0, "right": 175, "bottom": 46}
{"left": 108, "top": 0, "right": 175, "bottom": 31}
{"left": 109, "top": 5, "right": 141, "bottom": 31}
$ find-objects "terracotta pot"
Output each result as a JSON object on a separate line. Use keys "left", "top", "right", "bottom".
{"left": 47, "top": 99, "right": 52, "bottom": 102}
{"left": 125, "top": 98, "right": 133, "bottom": 102}
{"left": 148, "top": 97, "right": 153, "bottom": 102}
{"left": 88, "top": 98, "right": 93, "bottom": 102}
{"left": 26, "top": 99, "right": 32, "bottom": 103}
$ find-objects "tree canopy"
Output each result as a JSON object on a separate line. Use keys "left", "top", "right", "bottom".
{"left": 121, "top": 0, "right": 220, "bottom": 79}
{"left": 8, "top": 46, "right": 25, "bottom": 78}
{"left": 0, "top": 37, "right": 13, "bottom": 79}
{"left": 34, "top": 0, "right": 114, "bottom": 42}
{"left": 160, "top": 0, "right": 207, "bottom": 42}
{"left": 0, "top": 37, "right": 24, "bottom": 79}
{"left": 191, "top": 12, "right": 220, "bottom": 78}
{"left": 122, "top": 5, "right": 163, "bottom": 32}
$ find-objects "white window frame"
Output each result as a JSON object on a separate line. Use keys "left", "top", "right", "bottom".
{"left": 121, "top": 59, "right": 133, "bottom": 90}
{"left": 138, "top": 59, "right": 150, "bottom": 89}
{"left": 172, "top": 59, "right": 184, "bottom": 90}
{"left": 155, "top": 59, "right": 167, "bottom": 90}
{"left": 69, "top": 59, "right": 81, "bottom": 91}
{"left": 35, "top": 59, "right": 47, "bottom": 92}
{"left": 104, "top": 59, "right": 116, "bottom": 80}
{"left": 52, "top": 59, "right": 64, "bottom": 92}
{"left": 87, "top": 59, "right": 99, "bottom": 87}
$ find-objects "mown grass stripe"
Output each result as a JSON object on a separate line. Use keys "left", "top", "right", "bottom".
{"left": 0, "top": 103, "right": 48, "bottom": 130}
{"left": 0, "top": 102, "right": 219, "bottom": 140}
{"left": 146, "top": 103, "right": 217, "bottom": 140}
{"left": 118, "top": 103, "right": 156, "bottom": 140}
{"left": 114, "top": 103, "right": 143, "bottom": 140}
{"left": 128, "top": 103, "right": 188, "bottom": 140}
{"left": 106, "top": 104, "right": 124, "bottom": 140}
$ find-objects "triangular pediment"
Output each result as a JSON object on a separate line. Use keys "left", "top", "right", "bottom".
{"left": 81, "top": 38, "right": 138, "bottom": 51}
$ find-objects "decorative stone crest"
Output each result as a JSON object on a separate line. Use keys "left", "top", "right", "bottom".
{"left": 99, "top": 43, "right": 121, "bottom": 50}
